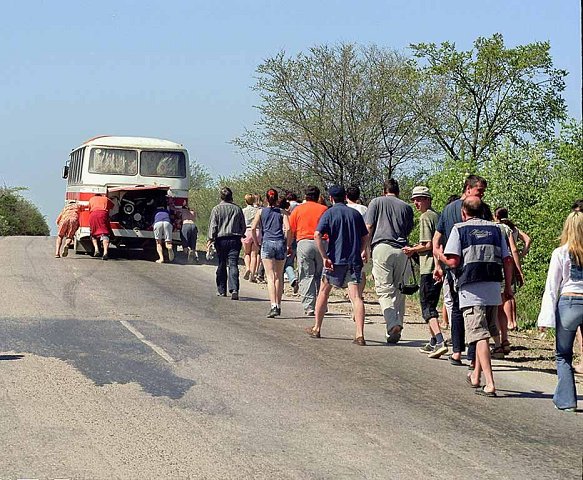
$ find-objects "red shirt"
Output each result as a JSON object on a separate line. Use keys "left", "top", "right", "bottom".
{"left": 289, "top": 201, "right": 328, "bottom": 241}
{"left": 89, "top": 196, "right": 114, "bottom": 212}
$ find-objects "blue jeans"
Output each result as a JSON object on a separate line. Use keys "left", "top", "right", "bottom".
{"left": 554, "top": 296, "right": 583, "bottom": 409}
{"left": 284, "top": 240, "right": 297, "bottom": 285}
{"left": 215, "top": 236, "right": 242, "bottom": 295}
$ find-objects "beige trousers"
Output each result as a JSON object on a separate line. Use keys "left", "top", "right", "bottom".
{"left": 372, "top": 243, "right": 409, "bottom": 334}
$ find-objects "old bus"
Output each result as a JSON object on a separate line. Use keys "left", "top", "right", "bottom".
{"left": 62, "top": 136, "right": 189, "bottom": 254}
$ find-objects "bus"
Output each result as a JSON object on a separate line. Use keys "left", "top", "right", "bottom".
{"left": 62, "top": 136, "right": 190, "bottom": 254}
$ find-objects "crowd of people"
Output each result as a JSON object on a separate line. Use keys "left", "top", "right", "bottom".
{"left": 53, "top": 176, "right": 583, "bottom": 411}
{"left": 205, "top": 176, "right": 583, "bottom": 409}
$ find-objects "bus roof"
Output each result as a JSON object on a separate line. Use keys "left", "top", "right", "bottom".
{"left": 78, "top": 136, "right": 185, "bottom": 150}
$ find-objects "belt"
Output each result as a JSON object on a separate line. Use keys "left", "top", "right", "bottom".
{"left": 183, "top": 220, "right": 195, "bottom": 224}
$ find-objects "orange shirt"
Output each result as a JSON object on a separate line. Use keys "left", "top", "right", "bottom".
{"left": 89, "top": 195, "right": 114, "bottom": 212}
{"left": 289, "top": 201, "right": 328, "bottom": 241}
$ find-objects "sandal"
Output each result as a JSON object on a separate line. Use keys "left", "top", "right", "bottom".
{"left": 475, "top": 387, "right": 497, "bottom": 397}
{"left": 305, "top": 327, "right": 321, "bottom": 338}
{"left": 54, "top": 254, "right": 60, "bottom": 258}
{"left": 502, "top": 340, "right": 511, "bottom": 355}
{"left": 352, "top": 336, "right": 366, "bottom": 346}
{"left": 491, "top": 346, "right": 505, "bottom": 360}
{"left": 466, "top": 374, "right": 481, "bottom": 388}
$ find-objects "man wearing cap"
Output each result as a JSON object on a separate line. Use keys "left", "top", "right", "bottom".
{"left": 305, "top": 185, "right": 369, "bottom": 345}
{"left": 403, "top": 187, "right": 448, "bottom": 358}
{"left": 365, "top": 179, "right": 414, "bottom": 344}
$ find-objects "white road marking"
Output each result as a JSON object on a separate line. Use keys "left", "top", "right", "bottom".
{"left": 119, "top": 320, "right": 175, "bottom": 364}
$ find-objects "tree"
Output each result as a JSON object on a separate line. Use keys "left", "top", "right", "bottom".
{"left": 233, "top": 43, "right": 430, "bottom": 200}
{"left": 409, "top": 33, "right": 567, "bottom": 165}
{"left": 0, "top": 187, "right": 50, "bottom": 236}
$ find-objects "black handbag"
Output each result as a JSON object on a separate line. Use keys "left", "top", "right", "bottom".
{"left": 398, "top": 258, "right": 419, "bottom": 295}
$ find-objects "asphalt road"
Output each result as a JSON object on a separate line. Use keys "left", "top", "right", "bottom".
{"left": 0, "top": 236, "right": 582, "bottom": 479}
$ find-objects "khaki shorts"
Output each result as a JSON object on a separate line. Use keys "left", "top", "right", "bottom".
{"left": 462, "top": 305, "right": 498, "bottom": 345}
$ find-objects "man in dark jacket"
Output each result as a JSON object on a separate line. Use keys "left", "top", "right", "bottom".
{"left": 208, "top": 187, "right": 246, "bottom": 300}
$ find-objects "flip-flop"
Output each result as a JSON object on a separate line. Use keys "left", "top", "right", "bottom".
{"left": 475, "top": 387, "right": 497, "bottom": 397}
{"left": 466, "top": 375, "right": 481, "bottom": 388}
{"left": 305, "top": 327, "right": 321, "bottom": 338}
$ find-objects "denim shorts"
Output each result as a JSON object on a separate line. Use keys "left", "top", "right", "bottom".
{"left": 261, "top": 239, "right": 286, "bottom": 260}
{"left": 324, "top": 264, "right": 362, "bottom": 288}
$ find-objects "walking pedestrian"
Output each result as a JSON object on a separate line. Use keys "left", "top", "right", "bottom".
{"left": 281, "top": 196, "right": 299, "bottom": 295}
{"left": 208, "top": 187, "right": 246, "bottom": 300}
{"left": 305, "top": 185, "right": 369, "bottom": 345}
{"left": 402, "top": 186, "right": 448, "bottom": 359}
{"left": 347, "top": 185, "right": 368, "bottom": 302}
{"left": 432, "top": 175, "right": 493, "bottom": 366}
{"left": 288, "top": 186, "right": 329, "bottom": 315}
{"left": 365, "top": 179, "right": 414, "bottom": 344}
{"left": 242, "top": 194, "right": 261, "bottom": 281}
{"left": 439, "top": 196, "right": 514, "bottom": 397}
{"left": 88, "top": 193, "right": 114, "bottom": 260}
{"left": 538, "top": 211, "right": 583, "bottom": 411}
{"left": 55, "top": 200, "right": 80, "bottom": 258}
{"left": 251, "top": 189, "right": 290, "bottom": 317}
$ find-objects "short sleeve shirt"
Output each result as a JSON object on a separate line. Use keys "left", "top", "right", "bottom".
{"left": 418, "top": 209, "right": 439, "bottom": 275}
{"left": 444, "top": 218, "right": 511, "bottom": 308}
{"left": 436, "top": 199, "right": 463, "bottom": 246}
{"left": 289, "top": 201, "right": 328, "bottom": 241}
{"left": 316, "top": 203, "right": 368, "bottom": 266}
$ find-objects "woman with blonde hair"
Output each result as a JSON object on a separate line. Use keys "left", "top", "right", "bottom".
{"left": 241, "top": 194, "right": 261, "bottom": 281}
{"left": 538, "top": 211, "right": 583, "bottom": 412}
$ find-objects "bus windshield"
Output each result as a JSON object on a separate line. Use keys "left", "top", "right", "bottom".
{"left": 140, "top": 151, "right": 186, "bottom": 178}
{"left": 89, "top": 148, "right": 138, "bottom": 175}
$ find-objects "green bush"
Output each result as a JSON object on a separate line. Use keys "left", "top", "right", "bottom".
{"left": 0, "top": 187, "right": 49, "bottom": 236}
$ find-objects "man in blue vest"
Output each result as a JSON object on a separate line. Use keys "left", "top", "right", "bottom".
{"left": 438, "top": 196, "right": 514, "bottom": 397}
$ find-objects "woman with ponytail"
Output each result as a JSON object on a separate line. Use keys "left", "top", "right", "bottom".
{"left": 251, "top": 188, "right": 290, "bottom": 317}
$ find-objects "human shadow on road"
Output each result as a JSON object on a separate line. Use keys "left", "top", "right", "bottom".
{"left": 0, "top": 354, "right": 24, "bottom": 361}
{"left": 493, "top": 388, "right": 583, "bottom": 405}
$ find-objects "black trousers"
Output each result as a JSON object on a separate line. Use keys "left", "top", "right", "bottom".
{"left": 215, "top": 236, "right": 242, "bottom": 294}
{"left": 447, "top": 271, "right": 476, "bottom": 362}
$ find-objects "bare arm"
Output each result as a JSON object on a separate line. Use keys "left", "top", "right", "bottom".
{"left": 437, "top": 251, "right": 460, "bottom": 269}
{"left": 517, "top": 229, "right": 531, "bottom": 257}
{"left": 507, "top": 233, "right": 524, "bottom": 285}
{"left": 361, "top": 234, "right": 370, "bottom": 263}
{"left": 503, "top": 257, "right": 515, "bottom": 298}
{"left": 282, "top": 212, "right": 291, "bottom": 243}
{"left": 250, "top": 210, "right": 261, "bottom": 246}
{"left": 315, "top": 230, "right": 333, "bottom": 270}
{"left": 432, "top": 231, "right": 444, "bottom": 281}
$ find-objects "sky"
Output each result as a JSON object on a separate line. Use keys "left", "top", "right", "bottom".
{"left": 0, "top": 0, "right": 581, "bottom": 233}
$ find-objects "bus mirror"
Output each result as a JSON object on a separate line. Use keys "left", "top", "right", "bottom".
{"left": 62, "top": 165, "right": 69, "bottom": 179}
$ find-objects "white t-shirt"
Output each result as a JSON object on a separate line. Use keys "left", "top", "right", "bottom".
{"left": 347, "top": 202, "right": 367, "bottom": 218}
